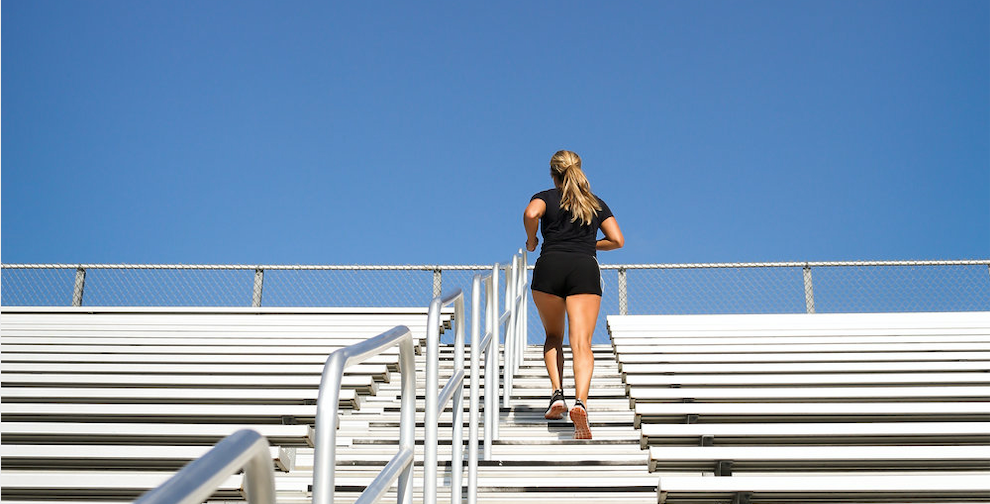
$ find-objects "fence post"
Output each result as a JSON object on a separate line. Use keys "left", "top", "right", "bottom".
{"left": 803, "top": 265, "right": 816, "bottom": 314}
{"left": 617, "top": 268, "right": 628, "bottom": 315}
{"left": 433, "top": 268, "right": 442, "bottom": 299}
{"left": 252, "top": 268, "right": 265, "bottom": 308}
{"left": 72, "top": 268, "right": 87, "bottom": 307}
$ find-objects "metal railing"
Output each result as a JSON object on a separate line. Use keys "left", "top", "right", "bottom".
{"left": 133, "top": 429, "right": 275, "bottom": 504}
{"left": 311, "top": 325, "right": 418, "bottom": 504}
{"left": 308, "top": 250, "right": 526, "bottom": 504}
{"left": 501, "top": 251, "right": 528, "bottom": 408}
{"left": 466, "top": 250, "right": 529, "bottom": 504}
{"left": 424, "top": 289, "right": 466, "bottom": 504}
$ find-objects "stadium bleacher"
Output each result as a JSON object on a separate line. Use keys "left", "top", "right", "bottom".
{"left": 2, "top": 307, "right": 989, "bottom": 503}
{"left": 0, "top": 307, "right": 452, "bottom": 502}
{"left": 609, "top": 311, "right": 990, "bottom": 503}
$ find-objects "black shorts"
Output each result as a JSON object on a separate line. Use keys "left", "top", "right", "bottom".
{"left": 531, "top": 252, "right": 603, "bottom": 298}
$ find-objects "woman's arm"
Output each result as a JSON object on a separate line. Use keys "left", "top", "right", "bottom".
{"left": 596, "top": 216, "right": 625, "bottom": 251}
{"left": 523, "top": 199, "right": 546, "bottom": 252}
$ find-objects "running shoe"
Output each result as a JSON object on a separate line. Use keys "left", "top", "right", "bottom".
{"left": 544, "top": 389, "right": 567, "bottom": 420}
{"left": 570, "top": 399, "right": 592, "bottom": 439}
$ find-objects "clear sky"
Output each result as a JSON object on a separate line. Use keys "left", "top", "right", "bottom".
{"left": 3, "top": 1, "right": 988, "bottom": 266}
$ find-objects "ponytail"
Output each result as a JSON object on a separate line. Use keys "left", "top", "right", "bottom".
{"left": 550, "top": 150, "right": 601, "bottom": 226}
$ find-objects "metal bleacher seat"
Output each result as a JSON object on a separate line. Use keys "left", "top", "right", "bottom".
{"left": 0, "top": 306, "right": 452, "bottom": 502}
{"left": 609, "top": 311, "right": 990, "bottom": 503}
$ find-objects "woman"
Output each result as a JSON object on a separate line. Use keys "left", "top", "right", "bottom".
{"left": 523, "top": 150, "right": 624, "bottom": 439}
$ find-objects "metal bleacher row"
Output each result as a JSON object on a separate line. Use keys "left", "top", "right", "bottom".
{"left": 607, "top": 311, "right": 990, "bottom": 504}
{"left": 2, "top": 306, "right": 989, "bottom": 503}
{"left": 0, "top": 306, "right": 453, "bottom": 502}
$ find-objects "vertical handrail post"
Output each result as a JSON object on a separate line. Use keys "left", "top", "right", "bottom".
{"left": 312, "top": 353, "right": 346, "bottom": 504}
{"left": 450, "top": 294, "right": 466, "bottom": 504}
{"left": 468, "top": 275, "right": 483, "bottom": 504}
{"left": 489, "top": 264, "right": 501, "bottom": 442}
{"left": 803, "top": 264, "right": 816, "bottom": 314}
{"left": 72, "top": 267, "right": 86, "bottom": 307}
{"left": 483, "top": 275, "right": 496, "bottom": 457}
{"left": 503, "top": 261, "right": 516, "bottom": 408}
{"left": 618, "top": 267, "right": 628, "bottom": 315}
{"left": 424, "top": 299, "right": 442, "bottom": 504}
{"left": 425, "top": 289, "right": 467, "bottom": 504}
{"left": 397, "top": 337, "right": 416, "bottom": 504}
{"left": 517, "top": 251, "right": 527, "bottom": 365}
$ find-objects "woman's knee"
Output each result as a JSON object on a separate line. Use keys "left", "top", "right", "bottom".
{"left": 569, "top": 335, "right": 592, "bottom": 354}
{"left": 544, "top": 332, "right": 564, "bottom": 348}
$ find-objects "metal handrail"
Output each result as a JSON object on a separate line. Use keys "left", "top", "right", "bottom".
{"left": 133, "top": 429, "right": 275, "bottom": 504}
{"left": 467, "top": 250, "right": 528, "bottom": 504}
{"left": 502, "top": 250, "right": 529, "bottom": 408}
{"left": 311, "top": 325, "right": 418, "bottom": 504}
{"left": 424, "top": 288, "right": 467, "bottom": 504}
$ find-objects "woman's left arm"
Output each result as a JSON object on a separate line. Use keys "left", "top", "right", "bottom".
{"left": 523, "top": 199, "right": 546, "bottom": 252}
{"left": 597, "top": 216, "right": 625, "bottom": 251}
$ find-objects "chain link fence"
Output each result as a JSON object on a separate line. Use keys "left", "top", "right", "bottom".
{"left": 3, "top": 261, "right": 988, "bottom": 344}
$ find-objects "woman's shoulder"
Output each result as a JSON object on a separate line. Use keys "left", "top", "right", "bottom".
{"left": 593, "top": 193, "right": 613, "bottom": 217}
{"left": 531, "top": 188, "right": 560, "bottom": 201}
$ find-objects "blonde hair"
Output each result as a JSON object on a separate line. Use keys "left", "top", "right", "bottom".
{"left": 550, "top": 150, "right": 601, "bottom": 226}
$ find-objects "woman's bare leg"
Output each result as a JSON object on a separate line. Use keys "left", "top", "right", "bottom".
{"left": 532, "top": 290, "right": 566, "bottom": 392}
{"left": 565, "top": 293, "right": 600, "bottom": 439}
{"left": 565, "top": 294, "right": 601, "bottom": 404}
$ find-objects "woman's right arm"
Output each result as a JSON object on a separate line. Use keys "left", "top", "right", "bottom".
{"left": 524, "top": 199, "right": 546, "bottom": 252}
{"left": 597, "top": 216, "right": 624, "bottom": 251}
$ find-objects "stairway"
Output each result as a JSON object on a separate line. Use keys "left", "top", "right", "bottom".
{"left": 275, "top": 343, "right": 657, "bottom": 504}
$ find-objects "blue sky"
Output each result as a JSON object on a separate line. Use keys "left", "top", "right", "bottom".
{"left": 3, "top": 1, "right": 988, "bottom": 266}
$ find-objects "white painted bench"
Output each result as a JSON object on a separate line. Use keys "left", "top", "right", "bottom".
{"left": 616, "top": 350, "right": 990, "bottom": 363}
{"left": 0, "top": 444, "right": 297, "bottom": 472}
{"left": 655, "top": 474, "right": 990, "bottom": 504}
{"left": 627, "top": 385, "right": 990, "bottom": 406}
{"left": 607, "top": 311, "right": 990, "bottom": 332}
{"left": 1, "top": 372, "right": 378, "bottom": 394}
{"left": 1, "top": 403, "right": 328, "bottom": 424}
{"left": 612, "top": 334, "right": 990, "bottom": 346}
{"left": 612, "top": 342, "right": 990, "bottom": 353}
{"left": 0, "top": 362, "right": 391, "bottom": 384}
{"left": 0, "top": 386, "right": 360, "bottom": 407}
{"left": 639, "top": 421, "right": 990, "bottom": 449}
{"left": 0, "top": 470, "right": 244, "bottom": 501}
{"left": 620, "top": 361, "right": 990, "bottom": 374}
{"left": 647, "top": 445, "right": 990, "bottom": 473}
{"left": 622, "top": 371, "right": 990, "bottom": 387}
{"left": 0, "top": 422, "right": 315, "bottom": 447}
{"left": 633, "top": 401, "right": 990, "bottom": 428}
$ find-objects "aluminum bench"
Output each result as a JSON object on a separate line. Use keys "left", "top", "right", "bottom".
{"left": 0, "top": 470, "right": 244, "bottom": 501}
{"left": 647, "top": 445, "right": 990, "bottom": 473}
{"left": 0, "top": 444, "right": 296, "bottom": 472}
{"left": 0, "top": 422, "right": 315, "bottom": 447}
{"left": 615, "top": 350, "right": 990, "bottom": 364}
{"left": 0, "top": 372, "right": 378, "bottom": 394}
{"left": 621, "top": 371, "right": 990, "bottom": 387}
{"left": 612, "top": 342, "right": 990, "bottom": 354}
{"left": 638, "top": 421, "right": 990, "bottom": 449}
{"left": 633, "top": 401, "right": 990, "bottom": 428}
{"left": 1, "top": 403, "right": 329, "bottom": 424}
{"left": 627, "top": 385, "right": 990, "bottom": 406}
{"left": 655, "top": 474, "right": 990, "bottom": 504}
